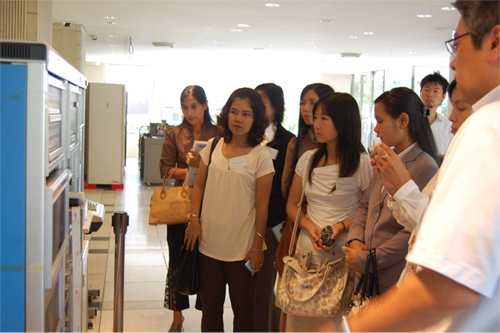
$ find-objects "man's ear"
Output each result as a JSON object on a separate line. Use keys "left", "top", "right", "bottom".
{"left": 485, "top": 25, "right": 500, "bottom": 63}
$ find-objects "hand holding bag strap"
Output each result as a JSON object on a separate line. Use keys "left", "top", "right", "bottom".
{"left": 160, "top": 168, "right": 184, "bottom": 199}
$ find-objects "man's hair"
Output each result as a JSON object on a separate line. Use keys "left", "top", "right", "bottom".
{"left": 420, "top": 72, "right": 449, "bottom": 94}
{"left": 453, "top": 0, "right": 500, "bottom": 49}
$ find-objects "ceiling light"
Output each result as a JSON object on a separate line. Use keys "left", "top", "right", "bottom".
{"left": 350, "top": 36, "right": 358, "bottom": 39}
{"left": 238, "top": 24, "right": 250, "bottom": 28}
{"left": 265, "top": 3, "right": 280, "bottom": 8}
{"left": 214, "top": 41, "right": 225, "bottom": 44}
{"left": 417, "top": 14, "right": 432, "bottom": 18}
{"left": 230, "top": 29, "right": 242, "bottom": 32}
{"left": 409, "top": 51, "right": 417, "bottom": 54}
{"left": 363, "top": 31, "right": 374, "bottom": 35}
{"left": 441, "top": 6, "right": 456, "bottom": 11}
{"left": 313, "top": 46, "right": 322, "bottom": 49}
{"left": 110, "top": 45, "right": 120, "bottom": 48}
{"left": 104, "top": 16, "right": 115, "bottom": 19}
{"left": 152, "top": 42, "right": 176, "bottom": 48}
{"left": 108, "top": 35, "right": 118, "bottom": 38}
{"left": 106, "top": 21, "right": 117, "bottom": 25}
{"left": 340, "top": 52, "right": 361, "bottom": 58}
{"left": 319, "top": 19, "right": 333, "bottom": 23}
{"left": 254, "top": 47, "right": 266, "bottom": 50}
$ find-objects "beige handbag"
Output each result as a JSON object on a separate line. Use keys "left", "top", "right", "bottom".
{"left": 149, "top": 169, "right": 192, "bottom": 225}
{"left": 278, "top": 160, "right": 354, "bottom": 317}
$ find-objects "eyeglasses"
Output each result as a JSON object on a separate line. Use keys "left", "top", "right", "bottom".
{"left": 445, "top": 32, "right": 470, "bottom": 56}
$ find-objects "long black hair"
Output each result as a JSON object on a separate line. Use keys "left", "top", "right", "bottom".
{"left": 374, "top": 87, "right": 438, "bottom": 162}
{"left": 218, "top": 88, "right": 267, "bottom": 147}
{"left": 296, "top": 83, "right": 335, "bottom": 157}
{"left": 255, "top": 83, "right": 285, "bottom": 127}
{"left": 307, "top": 93, "right": 366, "bottom": 191}
{"left": 180, "top": 85, "right": 213, "bottom": 125}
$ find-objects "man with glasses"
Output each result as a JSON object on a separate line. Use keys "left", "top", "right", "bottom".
{"left": 332, "top": 1, "right": 500, "bottom": 331}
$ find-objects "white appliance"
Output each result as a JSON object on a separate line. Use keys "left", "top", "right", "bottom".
{"left": 85, "top": 83, "right": 127, "bottom": 186}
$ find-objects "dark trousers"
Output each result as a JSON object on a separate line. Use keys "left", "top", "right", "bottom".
{"left": 164, "top": 223, "right": 202, "bottom": 311}
{"left": 200, "top": 253, "right": 258, "bottom": 332}
{"left": 253, "top": 227, "right": 280, "bottom": 332}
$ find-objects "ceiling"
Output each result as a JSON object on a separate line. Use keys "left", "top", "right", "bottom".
{"left": 52, "top": 0, "right": 461, "bottom": 72}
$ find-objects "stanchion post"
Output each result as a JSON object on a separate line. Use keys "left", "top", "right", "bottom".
{"left": 112, "top": 211, "right": 129, "bottom": 332}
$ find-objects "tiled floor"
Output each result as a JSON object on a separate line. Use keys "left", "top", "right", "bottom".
{"left": 84, "top": 158, "right": 234, "bottom": 332}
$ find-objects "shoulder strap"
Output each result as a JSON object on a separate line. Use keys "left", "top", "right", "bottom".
{"left": 208, "top": 137, "right": 220, "bottom": 167}
{"left": 287, "top": 156, "right": 310, "bottom": 256}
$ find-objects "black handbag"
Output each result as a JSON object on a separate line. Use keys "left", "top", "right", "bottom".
{"left": 348, "top": 248, "right": 380, "bottom": 317}
{"left": 170, "top": 137, "right": 220, "bottom": 295}
{"left": 172, "top": 241, "right": 200, "bottom": 295}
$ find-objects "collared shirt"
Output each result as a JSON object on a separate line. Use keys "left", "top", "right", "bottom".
{"left": 431, "top": 114, "right": 454, "bottom": 155}
{"left": 408, "top": 85, "right": 500, "bottom": 331}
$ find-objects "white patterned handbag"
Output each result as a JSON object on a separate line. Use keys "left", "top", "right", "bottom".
{"left": 277, "top": 168, "right": 354, "bottom": 317}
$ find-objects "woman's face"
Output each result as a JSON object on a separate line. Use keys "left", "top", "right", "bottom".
{"left": 314, "top": 104, "right": 338, "bottom": 145}
{"left": 374, "top": 102, "right": 406, "bottom": 149}
{"left": 228, "top": 97, "right": 254, "bottom": 138}
{"left": 449, "top": 87, "right": 473, "bottom": 135}
{"left": 300, "top": 89, "right": 320, "bottom": 126}
{"left": 258, "top": 90, "right": 276, "bottom": 125}
{"left": 181, "top": 93, "right": 207, "bottom": 127}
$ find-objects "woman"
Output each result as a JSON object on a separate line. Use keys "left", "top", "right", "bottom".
{"left": 371, "top": 80, "right": 473, "bottom": 286}
{"left": 184, "top": 88, "right": 275, "bottom": 332}
{"left": 159, "top": 85, "right": 220, "bottom": 332}
{"left": 284, "top": 93, "right": 373, "bottom": 331}
{"left": 281, "top": 83, "right": 335, "bottom": 198}
{"left": 344, "top": 87, "right": 439, "bottom": 295}
{"left": 253, "top": 83, "right": 295, "bottom": 332}
{"left": 277, "top": 83, "right": 334, "bottom": 331}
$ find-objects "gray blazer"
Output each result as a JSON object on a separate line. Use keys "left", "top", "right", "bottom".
{"left": 347, "top": 144, "right": 438, "bottom": 293}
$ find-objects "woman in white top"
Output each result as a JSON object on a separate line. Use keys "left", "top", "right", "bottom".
{"left": 285, "top": 93, "right": 373, "bottom": 331}
{"left": 184, "top": 88, "right": 275, "bottom": 332}
{"left": 371, "top": 80, "right": 473, "bottom": 286}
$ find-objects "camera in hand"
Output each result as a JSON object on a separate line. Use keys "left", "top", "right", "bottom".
{"left": 320, "top": 225, "right": 335, "bottom": 247}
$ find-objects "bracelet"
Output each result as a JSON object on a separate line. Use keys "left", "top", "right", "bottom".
{"left": 189, "top": 214, "right": 199, "bottom": 218}
{"left": 255, "top": 231, "right": 264, "bottom": 240}
{"left": 340, "top": 221, "right": 346, "bottom": 233}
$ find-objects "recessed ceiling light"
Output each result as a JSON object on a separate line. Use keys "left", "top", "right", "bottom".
{"left": 409, "top": 51, "right": 417, "bottom": 54}
{"left": 313, "top": 46, "right": 322, "bottom": 49}
{"left": 106, "top": 21, "right": 117, "bottom": 25}
{"left": 417, "top": 14, "right": 432, "bottom": 18}
{"left": 363, "top": 31, "right": 374, "bottom": 35}
{"left": 214, "top": 41, "right": 225, "bottom": 44}
{"left": 238, "top": 24, "right": 250, "bottom": 28}
{"left": 441, "top": 6, "right": 456, "bottom": 11}
{"left": 254, "top": 47, "right": 266, "bottom": 50}
{"left": 319, "top": 19, "right": 333, "bottom": 23}
{"left": 230, "top": 29, "right": 243, "bottom": 32}
{"left": 110, "top": 45, "right": 120, "bottom": 48}
{"left": 108, "top": 35, "right": 118, "bottom": 38}
{"left": 104, "top": 16, "right": 115, "bottom": 19}
{"left": 265, "top": 3, "right": 280, "bottom": 8}
{"left": 350, "top": 36, "right": 358, "bottom": 39}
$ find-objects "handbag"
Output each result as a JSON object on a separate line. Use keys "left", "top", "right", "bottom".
{"left": 347, "top": 248, "right": 380, "bottom": 318}
{"left": 278, "top": 166, "right": 355, "bottom": 317}
{"left": 172, "top": 240, "right": 200, "bottom": 295}
{"left": 149, "top": 137, "right": 220, "bottom": 226}
{"left": 149, "top": 169, "right": 192, "bottom": 225}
